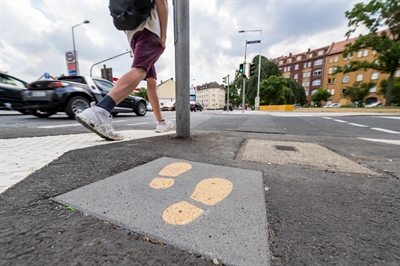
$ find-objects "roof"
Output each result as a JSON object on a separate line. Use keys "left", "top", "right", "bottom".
{"left": 326, "top": 36, "right": 358, "bottom": 55}
{"left": 197, "top": 82, "right": 221, "bottom": 90}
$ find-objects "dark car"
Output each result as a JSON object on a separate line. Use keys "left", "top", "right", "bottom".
{"left": 223, "top": 103, "right": 233, "bottom": 111}
{"left": 23, "top": 76, "right": 147, "bottom": 119}
{"left": 0, "top": 72, "right": 29, "bottom": 114}
{"left": 190, "top": 101, "right": 203, "bottom": 112}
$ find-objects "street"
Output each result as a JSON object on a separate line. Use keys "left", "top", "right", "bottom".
{"left": 1, "top": 109, "right": 399, "bottom": 265}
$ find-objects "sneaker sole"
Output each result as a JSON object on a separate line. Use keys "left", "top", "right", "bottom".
{"left": 75, "top": 115, "right": 123, "bottom": 141}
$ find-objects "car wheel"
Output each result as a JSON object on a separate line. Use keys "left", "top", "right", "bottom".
{"left": 28, "top": 109, "right": 55, "bottom": 118}
{"left": 65, "top": 96, "right": 90, "bottom": 119}
{"left": 200, "top": 108, "right": 202, "bottom": 112}
{"left": 135, "top": 101, "right": 147, "bottom": 116}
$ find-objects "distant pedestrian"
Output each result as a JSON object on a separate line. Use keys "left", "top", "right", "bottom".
{"left": 76, "top": 0, "right": 173, "bottom": 140}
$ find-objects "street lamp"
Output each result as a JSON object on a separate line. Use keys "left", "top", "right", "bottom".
{"left": 239, "top": 29, "right": 262, "bottom": 110}
{"left": 72, "top": 20, "right": 90, "bottom": 75}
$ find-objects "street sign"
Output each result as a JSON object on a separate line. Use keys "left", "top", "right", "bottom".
{"left": 44, "top": 73, "right": 51, "bottom": 79}
{"left": 247, "top": 40, "right": 261, "bottom": 44}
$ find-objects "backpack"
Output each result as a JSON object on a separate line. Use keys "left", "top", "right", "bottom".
{"left": 109, "top": 0, "right": 155, "bottom": 31}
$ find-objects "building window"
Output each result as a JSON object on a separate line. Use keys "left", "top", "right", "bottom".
{"left": 358, "top": 50, "right": 363, "bottom": 58}
{"left": 328, "top": 67, "right": 333, "bottom": 74}
{"left": 334, "top": 56, "right": 338, "bottom": 62}
{"left": 343, "top": 76, "right": 349, "bottom": 83}
{"left": 342, "top": 88, "right": 347, "bottom": 94}
{"left": 294, "top": 73, "right": 298, "bottom": 79}
{"left": 363, "top": 49, "right": 368, "bottom": 57}
{"left": 313, "top": 69, "right": 322, "bottom": 76}
{"left": 302, "top": 82, "right": 306, "bottom": 86}
{"left": 279, "top": 68, "right": 282, "bottom": 72}
{"left": 287, "top": 58, "right": 292, "bottom": 63}
{"left": 332, "top": 78, "right": 336, "bottom": 84}
{"left": 371, "top": 72, "right": 379, "bottom": 80}
{"left": 311, "top": 89, "right": 317, "bottom": 95}
{"left": 370, "top": 85, "right": 377, "bottom": 93}
{"left": 312, "top": 79, "right": 321, "bottom": 86}
{"left": 295, "top": 64, "right": 299, "bottom": 70}
{"left": 297, "top": 56, "right": 302, "bottom": 60}
{"left": 303, "top": 72, "right": 307, "bottom": 78}
{"left": 331, "top": 89, "right": 335, "bottom": 95}
{"left": 318, "top": 50, "right": 324, "bottom": 55}
{"left": 395, "top": 70, "right": 400, "bottom": 77}
{"left": 314, "top": 59, "right": 323, "bottom": 66}
{"left": 308, "top": 62, "right": 311, "bottom": 67}
{"left": 304, "top": 63, "right": 307, "bottom": 68}
{"left": 307, "top": 72, "right": 310, "bottom": 77}
{"left": 308, "top": 53, "right": 313, "bottom": 58}
{"left": 284, "top": 67, "right": 287, "bottom": 72}
{"left": 279, "top": 60, "right": 283, "bottom": 65}
{"left": 328, "top": 78, "right": 331, "bottom": 84}
{"left": 329, "top": 57, "right": 333, "bottom": 63}
{"left": 288, "top": 66, "right": 290, "bottom": 71}
{"left": 306, "top": 81, "right": 310, "bottom": 87}
{"left": 356, "top": 74, "right": 363, "bottom": 81}
{"left": 343, "top": 55, "right": 348, "bottom": 60}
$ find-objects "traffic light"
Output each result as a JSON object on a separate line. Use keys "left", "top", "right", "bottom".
{"left": 249, "top": 63, "right": 256, "bottom": 77}
{"left": 239, "top": 64, "right": 244, "bottom": 73}
{"left": 223, "top": 76, "right": 227, "bottom": 84}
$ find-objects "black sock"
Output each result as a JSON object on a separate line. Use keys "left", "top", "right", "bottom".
{"left": 97, "top": 95, "right": 116, "bottom": 113}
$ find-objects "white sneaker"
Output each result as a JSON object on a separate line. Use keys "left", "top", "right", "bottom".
{"left": 155, "top": 119, "right": 174, "bottom": 133}
{"left": 75, "top": 102, "right": 124, "bottom": 141}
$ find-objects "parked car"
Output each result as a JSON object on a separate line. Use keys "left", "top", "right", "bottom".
{"left": 0, "top": 72, "right": 29, "bottom": 114}
{"left": 162, "top": 101, "right": 176, "bottom": 111}
{"left": 190, "top": 101, "right": 203, "bottom": 112}
{"left": 146, "top": 102, "right": 153, "bottom": 111}
{"left": 294, "top": 104, "right": 302, "bottom": 108}
{"left": 23, "top": 76, "right": 147, "bottom": 118}
{"left": 365, "top": 102, "right": 383, "bottom": 108}
{"left": 223, "top": 103, "right": 233, "bottom": 111}
{"left": 323, "top": 103, "right": 341, "bottom": 108}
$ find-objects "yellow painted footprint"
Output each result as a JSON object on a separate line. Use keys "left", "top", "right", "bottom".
{"left": 162, "top": 178, "right": 233, "bottom": 225}
{"left": 149, "top": 162, "right": 192, "bottom": 189}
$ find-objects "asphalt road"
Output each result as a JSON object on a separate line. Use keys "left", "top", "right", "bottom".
{"left": 1, "top": 109, "right": 399, "bottom": 265}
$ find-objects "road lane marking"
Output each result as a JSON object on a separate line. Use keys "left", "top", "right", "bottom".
{"left": 348, "top": 123, "right": 369, "bottom": 127}
{"left": 358, "top": 138, "right": 400, "bottom": 145}
{"left": 333, "top": 119, "right": 348, "bottom": 123}
{"left": 127, "top": 122, "right": 154, "bottom": 126}
{"left": 370, "top": 128, "right": 400, "bottom": 134}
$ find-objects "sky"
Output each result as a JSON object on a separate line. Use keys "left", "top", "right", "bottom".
{"left": 1, "top": 0, "right": 370, "bottom": 88}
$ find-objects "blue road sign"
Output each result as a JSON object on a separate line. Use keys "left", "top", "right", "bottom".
{"left": 44, "top": 72, "right": 50, "bottom": 79}
{"left": 247, "top": 40, "right": 261, "bottom": 44}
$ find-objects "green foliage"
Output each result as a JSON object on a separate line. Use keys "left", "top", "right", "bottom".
{"left": 260, "top": 75, "right": 289, "bottom": 105}
{"left": 287, "top": 78, "right": 307, "bottom": 105}
{"left": 339, "top": 0, "right": 400, "bottom": 106}
{"left": 379, "top": 77, "right": 400, "bottom": 104}
{"left": 311, "top": 88, "right": 332, "bottom": 106}
{"left": 132, "top": 87, "right": 148, "bottom": 100}
{"left": 343, "top": 81, "right": 375, "bottom": 106}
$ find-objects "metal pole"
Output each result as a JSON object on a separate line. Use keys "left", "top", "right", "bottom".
{"left": 242, "top": 41, "right": 247, "bottom": 114}
{"left": 90, "top": 51, "right": 130, "bottom": 77}
{"left": 72, "top": 27, "right": 77, "bottom": 75}
{"left": 256, "top": 31, "right": 262, "bottom": 110}
{"left": 227, "top": 74, "right": 230, "bottom": 113}
{"left": 173, "top": 0, "right": 190, "bottom": 138}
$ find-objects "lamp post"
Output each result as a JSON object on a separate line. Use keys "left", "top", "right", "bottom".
{"left": 239, "top": 29, "right": 262, "bottom": 110}
{"left": 72, "top": 20, "right": 90, "bottom": 75}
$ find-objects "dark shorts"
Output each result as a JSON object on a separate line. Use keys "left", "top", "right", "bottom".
{"left": 130, "top": 29, "right": 165, "bottom": 80}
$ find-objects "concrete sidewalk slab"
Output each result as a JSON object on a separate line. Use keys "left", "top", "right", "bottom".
{"left": 54, "top": 157, "right": 270, "bottom": 266}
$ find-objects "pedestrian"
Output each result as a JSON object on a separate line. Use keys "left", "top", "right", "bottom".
{"left": 76, "top": 0, "right": 173, "bottom": 141}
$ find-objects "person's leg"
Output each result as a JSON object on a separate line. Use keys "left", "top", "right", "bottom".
{"left": 146, "top": 77, "right": 163, "bottom": 122}
{"left": 108, "top": 67, "right": 146, "bottom": 104}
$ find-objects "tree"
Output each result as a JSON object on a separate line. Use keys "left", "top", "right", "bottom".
{"left": 245, "top": 55, "right": 281, "bottom": 106}
{"left": 343, "top": 81, "right": 374, "bottom": 106}
{"left": 337, "top": 0, "right": 400, "bottom": 106}
{"left": 379, "top": 77, "right": 400, "bottom": 105}
{"left": 132, "top": 87, "right": 148, "bottom": 100}
{"left": 260, "top": 75, "right": 289, "bottom": 105}
{"left": 311, "top": 88, "right": 332, "bottom": 106}
{"left": 287, "top": 78, "right": 307, "bottom": 105}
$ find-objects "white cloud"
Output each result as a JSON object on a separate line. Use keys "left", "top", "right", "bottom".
{"left": 1, "top": 0, "right": 370, "bottom": 86}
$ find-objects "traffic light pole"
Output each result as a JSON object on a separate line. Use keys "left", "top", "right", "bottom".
{"left": 227, "top": 74, "right": 230, "bottom": 113}
{"left": 242, "top": 40, "right": 248, "bottom": 114}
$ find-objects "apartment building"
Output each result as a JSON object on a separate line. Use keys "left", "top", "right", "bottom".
{"left": 196, "top": 82, "right": 225, "bottom": 109}
{"left": 272, "top": 46, "right": 330, "bottom": 104}
{"left": 324, "top": 38, "right": 390, "bottom": 105}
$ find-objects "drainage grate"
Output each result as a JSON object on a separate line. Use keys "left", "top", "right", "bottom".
{"left": 275, "top": 145, "right": 298, "bottom": 151}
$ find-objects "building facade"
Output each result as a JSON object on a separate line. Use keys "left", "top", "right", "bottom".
{"left": 157, "top": 78, "right": 175, "bottom": 105}
{"left": 196, "top": 82, "right": 225, "bottom": 110}
{"left": 324, "top": 38, "right": 390, "bottom": 105}
{"left": 272, "top": 46, "right": 330, "bottom": 104}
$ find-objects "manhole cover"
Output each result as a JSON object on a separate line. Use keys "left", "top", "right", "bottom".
{"left": 275, "top": 145, "right": 297, "bottom": 151}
